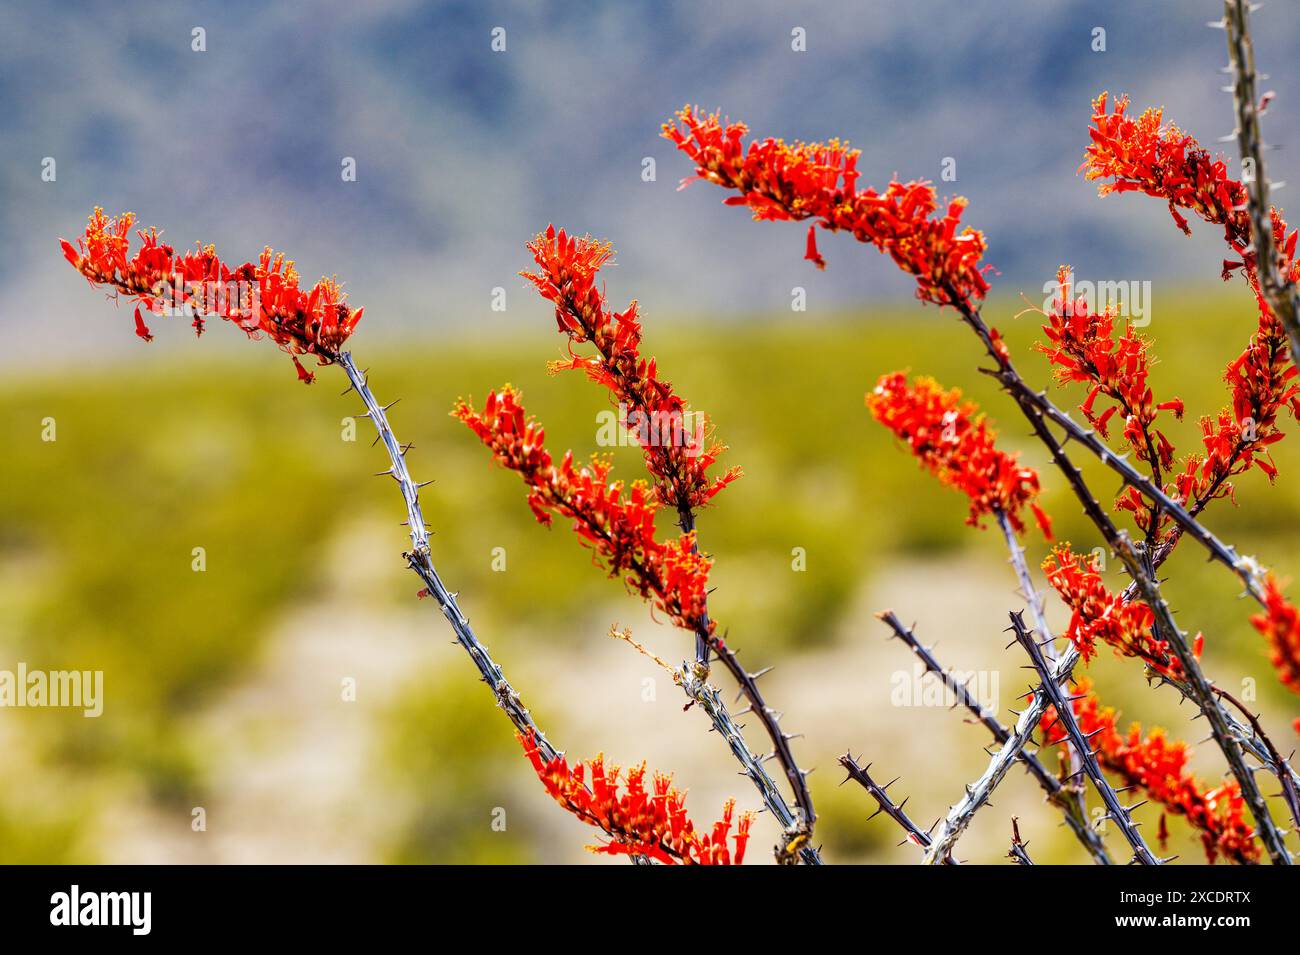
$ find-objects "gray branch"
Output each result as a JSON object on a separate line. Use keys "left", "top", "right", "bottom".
{"left": 1009, "top": 611, "right": 1160, "bottom": 864}
{"left": 338, "top": 354, "right": 562, "bottom": 761}
{"left": 1222, "top": 0, "right": 1300, "bottom": 368}
{"left": 675, "top": 662, "right": 823, "bottom": 864}
{"left": 877, "top": 611, "right": 1113, "bottom": 864}
{"left": 995, "top": 508, "right": 1088, "bottom": 839}
{"left": 922, "top": 642, "right": 1080, "bottom": 864}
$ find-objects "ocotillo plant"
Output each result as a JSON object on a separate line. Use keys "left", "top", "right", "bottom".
{"left": 662, "top": 7, "right": 1300, "bottom": 864}
{"left": 57, "top": 3, "right": 1300, "bottom": 866}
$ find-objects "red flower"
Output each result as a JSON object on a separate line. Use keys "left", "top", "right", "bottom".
{"left": 867, "top": 371, "right": 1052, "bottom": 538}
{"left": 1032, "top": 265, "right": 1189, "bottom": 534}
{"left": 663, "top": 107, "right": 991, "bottom": 306}
{"left": 521, "top": 225, "right": 740, "bottom": 511}
{"left": 1249, "top": 576, "right": 1300, "bottom": 702}
{"left": 1084, "top": 93, "right": 1248, "bottom": 268}
{"left": 1041, "top": 544, "right": 1193, "bottom": 680}
{"left": 1041, "top": 679, "right": 1260, "bottom": 864}
{"left": 518, "top": 732, "right": 752, "bottom": 865}
{"left": 453, "top": 385, "right": 713, "bottom": 634}
{"left": 1119, "top": 302, "right": 1300, "bottom": 537}
{"left": 1035, "top": 266, "right": 1182, "bottom": 460}
{"left": 1082, "top": 95, "right": 1300, "bottom": 526}
{"left": 60, "top": 208, "right": 363, "bottom": 382}
{"left": 1084, "top": 91, "right": 1300, "bottom": 290}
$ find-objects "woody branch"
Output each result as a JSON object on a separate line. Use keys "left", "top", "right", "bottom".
{"left": 877, "top": 611, "right": 1112, "bottom": 864}
{"left": 1009, "top": 611, "right": 1161, "bottom": 864}
{"left": 1007, "top": 818, "right": 1035, "bottom": 865}
{"left": 922, "top": 642, "right": 1080, "bottom": 864}
{"left": 838, "top": 754, "right": 945, "bottom": 860}
{"left": 676, "top": 660, "right": 822, "bottom": 864}
{"left": 1220, "top": 0, "right": 1300, "bottom": 369}
{"left": 995, "top": 507, "right": 1089, "bottom": 843}
{"left": 339, "top": 353, "right": 565, "bottom": 763}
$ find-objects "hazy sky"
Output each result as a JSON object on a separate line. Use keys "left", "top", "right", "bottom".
{"left": 4, "top": 0, "right": 1298, "bottom": 368}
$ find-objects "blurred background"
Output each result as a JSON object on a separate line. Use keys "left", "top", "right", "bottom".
{"left": 3, "top": 0, "right": 1300, "bottom": 863}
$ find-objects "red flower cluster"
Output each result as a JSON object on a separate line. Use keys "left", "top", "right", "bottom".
{"left": 453, "top": 386, "right": 713, "bottom": 633}
{"left": 1041, "top": 680, "right": 1260, "bottom": 864}
{"left": 867, "top": 372, "right": 1052, "bottom": 537}
{"left": 1249, "top": 576, "right": 1300, "bottom": 719}
{"left": 1084, "top": 91, "right": 1300, "bottom": 289}
{"left": 1041, "top": 544, "right": 1195, "bottom": 679}
{"left": 1036, "top": 265, "right": 1183, "bottom": 463}
{"left": 521, "top": 225, "right": 740, "bottom": 511}
{"left": 663, "top": 106, "right": 991, "bottom": 305}
{"left": 1032, "top": 265, "right": 1188, "bottom": 534}
{"left": 1167, "top": 305, "right": 1300, "bottom": 510}
{"left": 1083, "top": 93, "right": 1253, "bottom": 268}
{"left": 1068, "top": 94, "right": 1300, "bottom": 535}
{"left": 519, "top": 732, "right": 752, "bottom": 865}
{"left": 60, "top": 208, "right": 363, "bottom": 382}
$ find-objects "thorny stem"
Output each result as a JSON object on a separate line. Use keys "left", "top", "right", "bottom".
{"left": 1009, "top": 611, "right": 1161, "bottom": 864}
{"left": 328, "top": 355, "right": 670, "bottom": 859}
{"left": 676, "top": 662, "right": 823, "bottom": 865}
{"left": 995, "top": 507, "right": 1088, "bottom": 830}
{"left": 1130, "top": 540, "right": 1300, "bottom": 807}
{"left": 1222, "top": 0, "right": 1300, "bottom": 369}
{"left": 1032, "top": 397, "right": 1289, "bottom": 866}
{"left": 995, "top": 510, "right": 1056, "bottom": 662}
{"left": 1124, "top": 438, "right": 1248, "bottom": 603}
{"left": 996, "top": 379, "right": 1269, "bottom": 601}
{"left": 944, "top": 290, "right": 1294, "bottom": 864}
{"left": 611, "top": 627, "right": 820, "bottom": 863}
{"left": 1213, "top": 684, "right": 1300, "bottom": 846}
{"left": 838, "top": 754, "right": 948, "bottom": 861}
{"left": 339, "top": 353, "right": 561, "bottom": 758}
{"left": 707, "top": 634, "right": 817, "bottom": 845}
{"left": 876, "top": 611, "right": 1113, "bottom": 864}
{"left": 675, "top": 506, "right": 713, "bottom": 668}
{"left": 676, "top": 491, "right": 817, "bottom": 844}
{"left": 676, "top": 481, "right": 817, "bottom": 846}
{"left": 1074, "top": 440, "right": 1291, "bottom": 865}
{"left": 1008, "top": 817, "right": 1035, "bottom": 866}
{"left": 677, "top": 506, "right": 821, "bottom": 855}
{"left": 951, "top": 287, "right": 1272, "bottom": 606}
{"left": 922, "top": 643, "right": 1081, "bottom": 864}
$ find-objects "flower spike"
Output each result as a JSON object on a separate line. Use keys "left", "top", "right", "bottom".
{"left": 61, "top": 208, "right": 363, "bottom": 381}
{"left": 1042, "top": 544, "right": 1196, "bottom": 680}
{"left": 868, "top": 371, "right": 1052, "bottom": 538}
{"left": 1249, "top": 576, "right": 1300, "bottom": 724}
{"left": 518, "top": 732, "right": 751, "bottom": 865}
{"left": 521, "top": 224, "right": 740, "bottom": 512}
{"left": 663, "top": 107, "right": 991, "bottom": 305}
